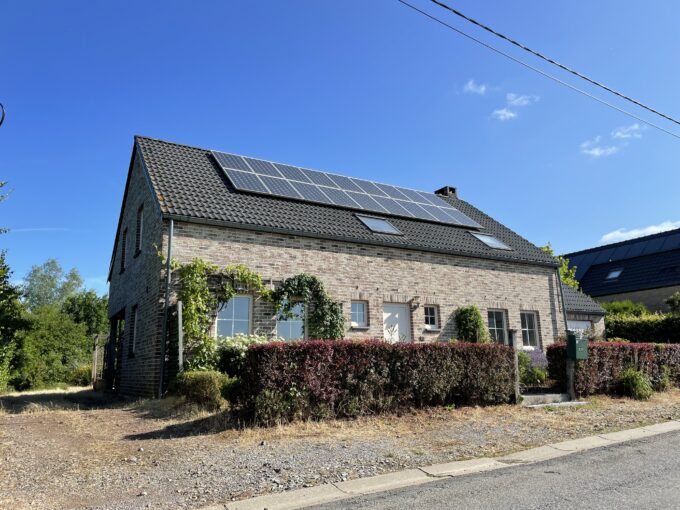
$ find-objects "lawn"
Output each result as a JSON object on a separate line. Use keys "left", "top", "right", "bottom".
{"left": 2, "top": 387, "right": 680, "bottom": 509}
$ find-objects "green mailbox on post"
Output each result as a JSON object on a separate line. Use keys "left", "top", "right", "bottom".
{"left": 566, "top": 331, "right": 588, "bottom": 360}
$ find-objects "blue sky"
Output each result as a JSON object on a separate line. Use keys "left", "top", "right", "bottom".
{"left": 1, "top": 0, "right": 679, "bottom": 295}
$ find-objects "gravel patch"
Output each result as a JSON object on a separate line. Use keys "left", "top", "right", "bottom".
{"left": 2, "top": 388, "right": 680, "bottom": 509}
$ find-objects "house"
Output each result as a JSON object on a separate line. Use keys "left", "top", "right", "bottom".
{"left": 107, "top": 136, "right": 567, "bottom": 396}
{"left": 561, "top": 283, "right": 606, "bottom": 337}
{"left": 564, "top": 228, "right": 680, "bottom": 312}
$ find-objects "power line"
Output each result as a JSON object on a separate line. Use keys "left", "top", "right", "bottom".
{"left": 428, "top": 0, "right": 680, "bottom": 127}
{"left": 397, "top": 0, "right": 680, "bottom": 140}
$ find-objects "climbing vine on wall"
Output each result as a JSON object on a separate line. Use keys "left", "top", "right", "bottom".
{"left": 175, "top": 258, "right": 271, "bottom": 369}
{"left": 271, "top": 273, "right": 345, "bottom": 340}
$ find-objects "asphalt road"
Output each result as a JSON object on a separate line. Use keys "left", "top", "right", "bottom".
{"left": 311, "top": 430, "right": 680, "bottom": 509}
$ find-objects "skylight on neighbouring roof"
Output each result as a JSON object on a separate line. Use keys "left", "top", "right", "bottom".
{"left": 471, "top": 232, "right": 512, "bottom": 250}
{"left": 606, "top": 268, "right": 623, "bottom": 280}
{"left": 356, "top": 215, "right": 402, "bottom": 235}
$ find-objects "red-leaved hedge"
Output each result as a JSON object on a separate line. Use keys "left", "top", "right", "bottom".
{"left": 237, "top": 340, "right": 516, "bottom": 424}
{"left": 547, "top": 342, "right": 680, "bottom": 396}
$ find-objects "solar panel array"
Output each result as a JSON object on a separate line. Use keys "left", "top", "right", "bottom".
{"left": 211, "top": 150, "right": 482, "bottom": 229}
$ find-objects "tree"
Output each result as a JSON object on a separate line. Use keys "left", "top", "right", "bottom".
{"left": 601, "top": 300, "right": 648, "bottom": 317}
{"left": 12, "top": 305, "right": 90, "bottom": 390}
{"left": 666, "top": 292, "right": 680, "bottom": 314}
{"left": 62, "top": 290, "right": 109, "bottom": 337}
{"left": 541, "top": 244, "right": 579, "bottom": 289}
{"left": 0, "top": 251, "right": 27, "bottom": 391}
{"left": 22, "top": 259, "right": 83, "bottom": 311}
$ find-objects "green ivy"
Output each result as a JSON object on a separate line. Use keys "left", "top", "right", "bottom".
{"left": 271, "top": 273, "right": 345, "bottom": 340}
{"left": 175, "top": 259, "right": 271, "bottom": 370}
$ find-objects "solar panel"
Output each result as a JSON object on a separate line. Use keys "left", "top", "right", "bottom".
{"left": 211, "top": 150, "right": 481, "bottom": 229}
{"left": 224, "top": 169, "right": 269, "bottom": 194}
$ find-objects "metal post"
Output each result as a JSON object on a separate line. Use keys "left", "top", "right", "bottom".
{"left": 177, "top": 300, "right": 184, "bottom": 372}
{"left": 509, "top": 329, "right": 521, "bottom": 403}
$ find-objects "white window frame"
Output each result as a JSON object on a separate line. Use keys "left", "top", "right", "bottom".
{"left": 487, "top": 309, "right": 507, "bottom": 344}
{"left": 276, "top": 302, "right": 305, "bottom": 341}
{"left": 520, "top": 311, "right": 539, "bottom": 350}
{"left": 215, "top": 295, "right": 252, "bottom": 338}
{"left": 567, "top": 319, "right": 593, "bottom": 334}
{"left": 424, "top": 305, "right": 440, "bottom": 330}
{"left": 351, "top": 301, "right": 368, "bottom": 328}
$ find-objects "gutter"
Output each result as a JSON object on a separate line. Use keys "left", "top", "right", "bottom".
{"left": 556, "top": 269, "right": 570, "bottom": 334}
{"left": 158, "top": 218, "right": 174, "bottom": 399}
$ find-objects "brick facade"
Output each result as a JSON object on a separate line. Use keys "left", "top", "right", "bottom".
{"left": 109, "top": 154, "right": 567, "bottom": 397}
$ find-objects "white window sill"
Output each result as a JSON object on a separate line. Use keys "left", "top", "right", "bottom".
{"left": 424, "top": 327, "right": 441, "bottom": 332}
{"left": 351, "top": 325, "right": 370, "bottom": 331}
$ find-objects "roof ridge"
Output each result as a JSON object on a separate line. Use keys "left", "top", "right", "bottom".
{"left": 564, "top": 226, "right": 680, "bottom": 257}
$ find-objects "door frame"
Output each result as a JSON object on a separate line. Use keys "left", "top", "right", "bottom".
{"left": 382, "top": 302, "right": 412, "bottom": 343}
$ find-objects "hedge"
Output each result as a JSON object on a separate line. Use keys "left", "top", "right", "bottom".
{"left": 237, "top": 340, "right": 516, "bottom": 424}
{"left": 547, "top": 342, "right": 680, "bottom": 396}
{"left": 605, "top": 314, "right": 680, "bottom": 343}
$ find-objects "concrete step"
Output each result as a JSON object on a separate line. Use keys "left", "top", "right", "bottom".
{"left": 521, "top": 392, "right": 570, "bottom": 406}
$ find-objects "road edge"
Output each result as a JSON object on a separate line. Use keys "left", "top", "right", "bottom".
{"left": 199, "top": 419, "right": 680, "bottom": 510}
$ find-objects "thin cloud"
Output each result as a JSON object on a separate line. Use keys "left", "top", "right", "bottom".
{"left": 463, "top": 79, "right": 487, "bottom": 95}
{"left": 491, "top": 108, "right": 517, "bottom": 121}
{"left": 600, "top": 220, "right": 680, "bottom": 244}
{"left": 8, "top": 227, "right": 71, "bottom": 233}
{"left": 506, "top": 93, "right": 539, "bottom": 107}
{"left": 580, "top": 136, "right": 619, "bottom": 158}
{"left": 611, "top": 123, "right": 645, "bottom": 139}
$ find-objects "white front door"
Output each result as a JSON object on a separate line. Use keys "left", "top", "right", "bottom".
{"left": 383, "top": 303, "right": 412, "bottom": 343}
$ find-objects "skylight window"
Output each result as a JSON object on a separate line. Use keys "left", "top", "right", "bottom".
{"left": 606, "top": 268, "right": 623, "bottom": 280}
{"left": 471, "top": 232, "right": 512, "bottom": 250}
{"left": 356, "top": 215, "right": 402, "bottom": 235}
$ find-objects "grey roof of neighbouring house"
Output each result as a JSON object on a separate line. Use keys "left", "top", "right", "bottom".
{"left": 128, "top": 136, "right": 558, "bottom": 268}
{"left": 561, "top": 283, "right": 606, "bottom": 315}
{"left": 564, "top": 228, "right": 680, "bottom": 297}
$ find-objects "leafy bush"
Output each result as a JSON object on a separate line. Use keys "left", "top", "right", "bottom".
{"left": 12, "top": 305, "right": 91, "bottom": 390}
{"left": 666, "top": 292, "right": 680, "bottom": 314}
{"left": 175, "top": 370, "right": 228, "bottom": 410}
{"left": 68, "top": 364, "right": 92, "bottom": 386}
{"left": 237, "top": 340, "right": 515, "bottom": 424}
{"left": 601, "top": 300, "right": 649, "bottom": 317}
{"left": 220, "top": 376, "right": 242, "bottom": 402}
{"left": 518, "top": 351, "right": 547, "bottom": 387}
{"left": 547, "top": 342, "right": 680, "bottom": 396}
{"left": 620, "top": 368, "right": 653, "bottom": 400}
{"left": 454, "top": 306, "right": 490, "bottom": 343}
{"left": 656, "top": 365, "right": 672, "bottom": 392}
{"left": 0, "top": 341, "right": 14, "bottom": 393}
{"left": 216, "top": 334, "right": 271, "bottom": 377}
{"left": 605, "top": 314, "right": 680, "bottom": 343}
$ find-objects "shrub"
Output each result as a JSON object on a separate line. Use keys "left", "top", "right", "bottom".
{"left": 547, "top": 342, "right": 680, "bottom": 397}
{"left": 518, "top": 351, "right": 547, "bottom": 387}
{"left": 220, "top": 376, "right": 242, "bottom": 402}
{"left": 216, "top": 334, "right": 271, "bottom": 377}
{"left": 68, "top": 364, "right": 92, "bottom": 386}
{"left": 175, "top": 370, "right": 228, "bottom": 409}
{"left": 237, "top": 340, "right": 515, "bottom": 424}
{"left": 656, "top": 365, "right": 672, "bottom": 392}
{"left": 601, "top": 300, "right": 649, "bottom": 317}
{"left": 666, "top": 292, "right": 680, "bottom": 314}
{"left": 620, "top": 368, "right": 653, "bottom": 400}
{"left": 454, "top": 306, "right": 490, "bottom": 343}
{"left": 0, "top": 342, "right": 15, "bottom": 393}
{"left": 605, "top": 314, "right": 680, "bottom": 343}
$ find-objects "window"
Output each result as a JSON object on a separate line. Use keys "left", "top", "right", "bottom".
{"left": 351, "top": 301, "right": 368, "bottom": 328}
{"left": 520, "top": 312, "right": 539, "bottom": 349}
{"left": 276, "top": 302, "right": 305, "bottom": 341}
{"left": 129, "top": 305, "right": 138, "bottom": 356}
{"left": 471, "top": 232, "right": 512, "bottom": 250}
{"left": 216, "top": 296, "right": 251, "bottom": 337}
{"left": 606, "top": 268, "right": 623, "bottom": 280}
{"left": 120, "top": 228, "right": 127, "bottom": 272}
{"left": 424, "top": 305, "right": 439, "bottom": 330}
{"left": 356, "top": 215, "right": 402, "bottom": 235}
{"left": 487, "top": 310, "right": 507, "bottom": 344}
{"left": 135, "top": 205, "right": 143, "bottom": 255}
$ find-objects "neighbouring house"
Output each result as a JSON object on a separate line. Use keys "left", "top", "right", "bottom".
{"left": 107, "top": 136, "right": 567, "bottom": 396}
{"left": 564, "top": 228, "right": 680, "bottom": 313}
{"left": 561, "top": 283, "right": 606, "bottom": 337}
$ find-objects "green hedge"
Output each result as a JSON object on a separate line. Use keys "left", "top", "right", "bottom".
{"left": 176, "top": 370, "right": 229, "bottom": 410}
{"left": 605, "top": 314, "right": 680, "bottom": 343}
{"left": 547, "top": 342, "right": 680, "bottom": 396}
{"left": 237, "top": 340, "right": 516, "bottom": 424}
